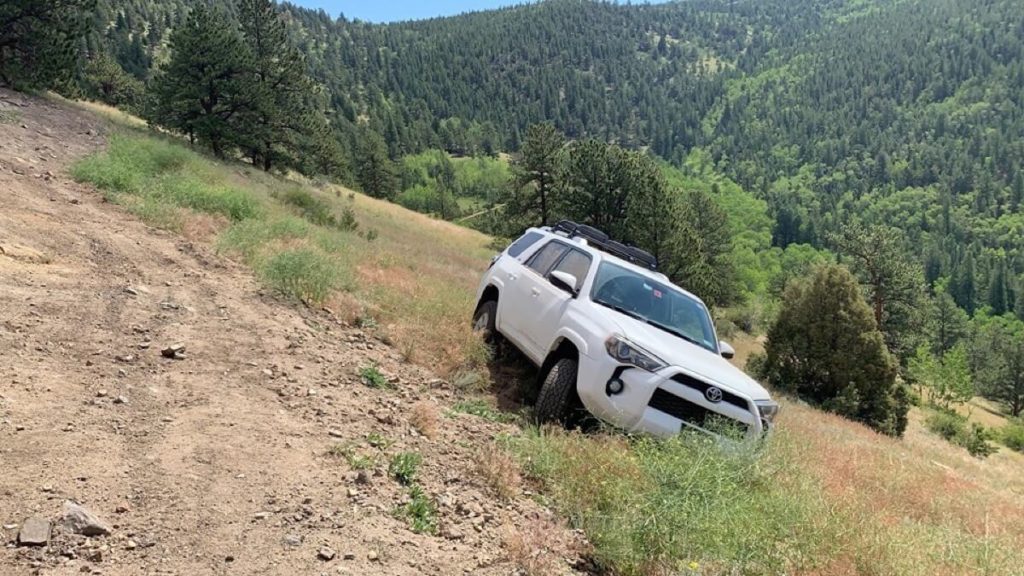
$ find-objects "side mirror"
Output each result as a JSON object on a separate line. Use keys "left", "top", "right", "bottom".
{"left": 719, "top": 341, "right": 735, "bottom": 360}
{"left": 549, "top": 270, "right": 579, "bottom": 297}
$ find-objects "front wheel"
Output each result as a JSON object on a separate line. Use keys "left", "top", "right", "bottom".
{"left": 472, "top": 300, "right": 498, "bottom": 342}
{"left": 534, "top": 357, "right": 579, "bottom": 425}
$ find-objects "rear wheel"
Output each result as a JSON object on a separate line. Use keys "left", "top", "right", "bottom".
{"left": 535, "top": 357, "right": 579, "bottom": 425}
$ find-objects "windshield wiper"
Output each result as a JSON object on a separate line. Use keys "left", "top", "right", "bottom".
{"left": 643, "top": 319, "right": 703, "bottom": 348}
{"left": 596, "top": 301, "right": 705, "bottom": 349}
{"left": 595, "top": 300, "right": 646, "bottom": 322}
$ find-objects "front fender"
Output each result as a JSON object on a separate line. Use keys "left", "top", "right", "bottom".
{"left": 547, "top": 326, "right": 591, "bottom": 359}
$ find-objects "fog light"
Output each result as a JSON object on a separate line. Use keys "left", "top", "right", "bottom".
{"left": 606, "top": 378, "right": 624, "bottom": 396}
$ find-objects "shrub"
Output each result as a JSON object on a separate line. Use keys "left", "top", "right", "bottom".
{"left": 409, "top": 401, "right": 440, "bottom": 439}
{"left": 1000, "top": 422, "right": 1024, "bottom": 453}
{"left": 474, "top": 445, "right": 521, "bottom": 500}
{"left": 259, "top": 249, "right": 337, "bottom": 304}
{"left": 389, "top": 452, "right": 422, "bottom": 486}
{"left": 279, "top": 187, "right": 339, "bottom": 228}
{"left": 924, "top": 410, "right": 998, "bottom": 458}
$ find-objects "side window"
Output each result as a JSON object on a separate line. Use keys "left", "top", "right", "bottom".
{"left": 551, "top": 250, "right": 592, "bottom": 290}
{"left": 526, "top": 242, "right": 569, "bottom": 275}
{"left": 507, "top": 231, "right": 544, "bottom": 258}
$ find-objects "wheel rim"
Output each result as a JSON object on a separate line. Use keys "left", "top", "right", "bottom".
{"left": 473, "top": 311, "right": 489, "bottom": 332}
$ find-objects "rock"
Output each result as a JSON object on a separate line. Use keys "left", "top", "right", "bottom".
{"left": 125, "top": 539, "right": 137, "bottom": 550}
{"left": 441, "top": 526, "right": 465, "bottom": 541}
{"left": 114, "top": 396, "right": 127, "bottom": 405}
{"left": 62, "top": 501, "right": 112, "bottom": 536}
{"left": 96, "top": 390, "right": 108, "bottom": 398}
{"left": 367, "top": 550, "right": 379, "bottom": 562}
{"left": 114, "top": 354, "right": 135, "bottom": 363}
{"left": 354, "top": 470, "right": 371, "bottom": 485}
{"left": 161, "top": 344, "right": 186, "bottom": 360}
{"left": 328, "top": 430, "right": 344, "bottom": 438}
{"left": 124, "top": 287, "right": 138, "bottom": 296}
{"left": 346, "top": 488, "right": 359, "bottom": 498}
{"left": 318, "top": 547, "right": 336, "bottom": 561}
{"left": 343, "top": 552, "right": 355, "bottom": 560}
{"left": 115, "top": 504, "right": 129, "bottom": 514}
{"left": 282, "top": 533, "right": 303, "bottom": 547}
{"left": 17, "top": 517, "right": 50, "bottom": 546}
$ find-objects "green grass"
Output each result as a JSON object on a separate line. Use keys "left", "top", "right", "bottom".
{"left": 513, "top": 428, "right": 830, "bottom": 576}
{"left": 388, "top": 452, "right": 422, "bottom": 486}
{"left": 366, "top": 432, "right": 393, "bottom": 450}
{"left": 450, "top": 398, "right": 519, "bottom": 424}
{"left": 395, "top": 484, "right": 438, "bottom": 535}
{"left": 327, "top": 443, "right": 376, "bottom": 470}
{"left": 998, "top": 421, "right": 1024, "bottom": 452}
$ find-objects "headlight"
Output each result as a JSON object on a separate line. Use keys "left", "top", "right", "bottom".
{"left": 755, "top": 400, "right": 780, "bottom": 424}
{"left": 605, "top": 336, "right": 666, "bottom": 372}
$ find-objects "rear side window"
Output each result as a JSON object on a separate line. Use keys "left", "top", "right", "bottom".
{"left": 551, "top": 250, "right": 592, "bottom": 290}
{"left": 526, "top": 241, "right": 569, "bottom": 275}
{"left": 507, "top": 231, "right": 544, "bottom": 258}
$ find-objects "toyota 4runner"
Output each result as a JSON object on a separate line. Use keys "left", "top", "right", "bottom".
{"left": 473, "top": 221, "right": 779, "bottom": 439}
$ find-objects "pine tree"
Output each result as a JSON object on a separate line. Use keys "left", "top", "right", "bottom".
{"left": 354, "top": 126, "right": 398, "bottom": 200}
{"left": 761, "top": 264, "right": 907, "bottom": 436}
{"left": 0, "top": 0, "right": 96, "bottom": 88}
{"left": 150, "top": 5, "right": 253, "bottom": 158}
{"left": 236, "top": 0, "right": 316, "bottom": 172}
{"left": 509, "top": 123, "right": 565, "bottom": 226}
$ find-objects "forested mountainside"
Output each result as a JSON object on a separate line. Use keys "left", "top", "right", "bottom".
{"left": 73, "top": 0, "right": 1024, "bottom": 318}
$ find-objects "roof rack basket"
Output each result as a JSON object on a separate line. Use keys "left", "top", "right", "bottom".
{"left": 550, "top": 220, "right": 659, "bottom": 271}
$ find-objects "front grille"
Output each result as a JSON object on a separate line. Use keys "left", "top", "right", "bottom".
{"left": 648, "top": 388, "right": 749, "bottom": 432}
{"left": 670, "top": 373, "right": 750, "bottom": 411}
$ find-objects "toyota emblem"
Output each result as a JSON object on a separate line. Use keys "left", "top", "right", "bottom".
{"left": 705, "top": 387, "right": 723, "bottom": 403}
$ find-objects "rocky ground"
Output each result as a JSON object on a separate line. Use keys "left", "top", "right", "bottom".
{"left": 0, "top": 89, "right": 583, "bottom": 575}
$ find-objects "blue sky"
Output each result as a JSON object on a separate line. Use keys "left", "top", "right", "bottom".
{"left": 288, "top": 0, "right": 536, "bottom": 23}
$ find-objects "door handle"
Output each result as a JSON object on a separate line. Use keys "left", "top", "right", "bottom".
{"left": 508, "top": 272, "right": 518, "bottom": 281}
{"left": 531, "top": 288, "right": 541, "bottom": 297}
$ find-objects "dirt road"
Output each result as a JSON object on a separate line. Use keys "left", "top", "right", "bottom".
{"left": 0, "top": 90, "right": 579, "bottom": 575}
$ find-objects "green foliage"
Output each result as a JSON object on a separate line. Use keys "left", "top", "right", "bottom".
{"left": 924, "top": 410, "right": 998, "bottom": 459}
{"left": 81, "top": 54, "right": 144, "bottom": 112}
{"left": 359, "top": 364, "right": 390, "bottom": 389}
{"left": 970, "top": 313, "right": 1024, "bottom": 417}
{"left": 762, "top": 264, "right": 908, "bottom": 435}
{"left": 395, "top": 484, "right": 438, "bottom": 535}
{"left": 999, "top": 422, "right": 1024, "bottom": 453}
{"left": 388, "top": 452, "right": 422, "bottom": 486}
{"left": 908, "top": 344, "right": 974, "bottom": 410}
{"left": 278, "top": 187, "right": 356, "bottom": 231}
{"left": 513, "top": 429, "right": 826, "bottom": 575}
{"left": 0, "top": 0, "right": 95, "bottom": 89}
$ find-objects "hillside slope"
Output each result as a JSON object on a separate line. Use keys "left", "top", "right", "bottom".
{"left": 0, "top": 90, "right": 583, "bottom": 575}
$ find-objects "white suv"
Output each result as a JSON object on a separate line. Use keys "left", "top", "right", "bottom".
{"left": 473, "top": 221, "right": 779, "bottom": 439}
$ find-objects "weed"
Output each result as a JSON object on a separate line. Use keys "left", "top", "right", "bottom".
{"left": 410, "top": 401, "right": 440, "bottom": 439}
{"left": 355, "top": 315, "right": 379, "bottom": 330}
{"left": 366, "top": 432, "right": 393, "bottom": 450}
{"left": 502, "top": 517, "right": 573, "bottom": 576}
{"left": 259, "top": 248, "right": 338, "bottom": 304}
{"left": 395, "top": 484, "right": 437, "bottom": 535}
{"left": 359, "top": 364, "right": 391, "bottom": 389}
{"left": 451, "top": 398, "right": 518, "bottom": 424}
{"left": 474, "top": 445, "right": 521, "bottom": 500}
{"left": 365, "top": 228, "right": 379, "bottom": 242}
{"left": 327, "top": 443, "right": 376, "bottom": 469}
{"left": 389, "top": 452, "right": 422, "bottom": 486}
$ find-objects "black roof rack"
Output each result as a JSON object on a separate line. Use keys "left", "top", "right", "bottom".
{"left": 550, "top": 220, "right": 659, "bottom": 271}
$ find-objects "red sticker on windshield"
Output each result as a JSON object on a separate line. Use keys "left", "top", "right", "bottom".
{"left": 653, "top": 289, "right": 663, "bottom": 298}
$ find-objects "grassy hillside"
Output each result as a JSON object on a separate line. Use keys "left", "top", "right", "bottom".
{"left": 67, "top": 108, "right": 1024, "bottom": 575}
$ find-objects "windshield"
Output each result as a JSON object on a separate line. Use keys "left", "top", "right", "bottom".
{"left": 590, "top": 261, "right": 718, "bottom": 353}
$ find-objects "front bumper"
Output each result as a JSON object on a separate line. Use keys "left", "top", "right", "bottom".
{"left": 576, "top": 351, "right": 767, "bottom": 439}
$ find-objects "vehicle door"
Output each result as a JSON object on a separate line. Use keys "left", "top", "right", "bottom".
{"left": 501, "top": 240, "right": 570, "bottom": 361}
{"left": 521, "top": 247, "right": 593, "bottom": 360}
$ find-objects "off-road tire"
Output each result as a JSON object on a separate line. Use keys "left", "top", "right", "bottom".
{"left": 535, "top": 357, "right": 579, "bottom": 424}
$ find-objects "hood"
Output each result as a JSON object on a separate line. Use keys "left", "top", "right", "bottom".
{"left": 606, "top": 312, "right": 771, "bottom": 401}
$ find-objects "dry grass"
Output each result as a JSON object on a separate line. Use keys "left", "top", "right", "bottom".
{"left": 474, "top": 444, "right": 522, "bottom": 500}
{"left": 502, "top": 515, "right": 577, "bottom": 576}
{"left": 409, "top": 400, "right": 440, "bottom": 439}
